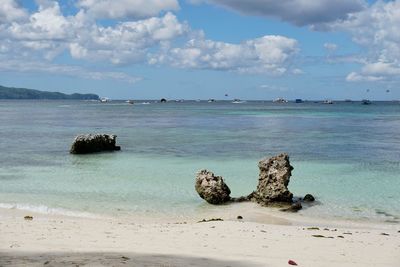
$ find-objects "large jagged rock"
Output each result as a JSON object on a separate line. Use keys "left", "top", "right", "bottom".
{"left": 195, "top": 170, "right": 231, "bottom": 205}
{"left": 70, "top": 134, "right": 121, "bottom": 154}
{"left": 250, "top": 153, "right": 294, "bottom": 205}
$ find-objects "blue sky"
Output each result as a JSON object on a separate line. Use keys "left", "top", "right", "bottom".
{"left": 0, "top": 0, "right": 399, "bottom": 100}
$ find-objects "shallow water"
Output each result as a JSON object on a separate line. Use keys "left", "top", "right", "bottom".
{"left": 0, "top": 100, "right": 399, "bottom": 223}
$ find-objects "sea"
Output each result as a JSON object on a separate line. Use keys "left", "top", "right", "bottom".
{"left": 0, "top": 100, "right": 399, "bottom": 224}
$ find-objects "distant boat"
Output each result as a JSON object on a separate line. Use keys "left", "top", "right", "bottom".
{"left": 273, "top": 98, "right": 288, "bottom": 103}
{"left": 323, "top": 100, "right": 334, "bottom": 104}
{"left": 160, "top": 98, "right": 167, "bottom": 103}
{"left": 100, "top": 97, "right": 110, "bottom": 103}
{"left": 232, "top": 99, "right": 245, "bottom": 104}
{"left": 208, "top": 99, "right": 215, "bottom": 103}
{"left": 361, "top": 99, "right": 371, "bottom": 105}
{"left": 126, "top": 100, "right": 134, "bottom": 105}
{"left": 295, "top": 99, "right": 303, "bottom": 103}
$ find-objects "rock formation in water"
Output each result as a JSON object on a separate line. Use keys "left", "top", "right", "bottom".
{"left": 195, "top": 170, "right": 231, "bottom": 204}
{"left": 250, "top": 153, "right": 294, "bottom": 205}
{"left": 70, "top": 134, "right": 121, "bottom": 154}
{"left": 195, "top": 153, "right": 308, "bottom": 212}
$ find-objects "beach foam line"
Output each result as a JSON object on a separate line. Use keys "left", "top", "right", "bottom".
{"left": 0, "top": 202, "right": 99, "bottom": 218}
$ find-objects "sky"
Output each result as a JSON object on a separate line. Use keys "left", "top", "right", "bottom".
{"left": 0, "top": 0, "right": 399, "bottom": 100}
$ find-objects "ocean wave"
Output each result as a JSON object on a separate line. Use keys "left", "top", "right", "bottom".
{"left": 0, "top": 203, "right": 98, "bottom": 218}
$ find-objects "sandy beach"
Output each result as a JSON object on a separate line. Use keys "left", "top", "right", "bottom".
{"left": 1, "top": 203, "right": 399, "bottom": 267}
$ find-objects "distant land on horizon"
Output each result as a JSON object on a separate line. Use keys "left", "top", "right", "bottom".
{"left": 0, "top": 85, "right": 99, "bottom": 100}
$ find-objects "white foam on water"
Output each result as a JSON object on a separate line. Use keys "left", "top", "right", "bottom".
{"left": 0, "top": 202, "right": 99, "bottom": 218}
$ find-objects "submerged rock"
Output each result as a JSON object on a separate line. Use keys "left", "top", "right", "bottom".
{"left": 70, "top": 134, "right": 121, "bottom": 154}
{"left": 281, "top": 202, "right": 302, "bottom": 212}
{"left": 195, "top": 170, "right": 231, "bottom": 205}
{"left": 303, "top": 194, "right": 315, "bottom": 202}
{"left": 250, "top": 153, "right": 294, "bottom": 205}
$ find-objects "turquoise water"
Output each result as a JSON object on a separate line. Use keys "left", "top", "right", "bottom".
{"left": 0, "top": 100, "right": 399, "bottom": 223}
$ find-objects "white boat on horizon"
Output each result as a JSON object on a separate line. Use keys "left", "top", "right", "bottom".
{"left": 232, "top": 99, "right": 245, "bottom": 104}
{"left": 273, "top": 98, "right": 288, "bottom": 103}
{"left": 100, "top": 97, "right": 110, "bottom": 103}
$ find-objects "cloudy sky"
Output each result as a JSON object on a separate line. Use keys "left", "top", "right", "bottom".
{"left": 0, "top": 0, "right": 399, "bottom": 100}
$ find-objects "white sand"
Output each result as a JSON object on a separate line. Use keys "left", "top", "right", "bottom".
{"left": 0, "top": 204, "right": 399, "bottom": 267}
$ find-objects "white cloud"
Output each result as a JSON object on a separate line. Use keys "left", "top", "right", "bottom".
{"left": 8, "top": 1, "right": 71, "bottom": 41}
{"left": 0, "top": 59, "right": 141, "bottom": 84}
{"left": 0, "top": 0, "right": 28, "bottom": 23}
{"left": 194, "top": 0, "right": 366, "bottom": 27}
{"left": 292, "top": 68, "right": 304, "bottom": 75}
{"left": 329, "top": 1, "right": 400, "bottom": 82}
{"left": 347, "top": 61, "right": 400, "bottom": 82}
{"left": 149, "top": 34, "right": 298, "bottom": 74}
{"left": 324, "top": 43, "right": 338, "bottom": 52}
{"left": 0, "top": 4, "right": 188, "bottom": 65}
{"left": 346, "top": 72, "right": 383, "bottom": 82}
{"left": 362, "top": 62, "right": 400, "bottom": 76}
{"left": 0, "top": 0, "right": 300, "bottom": 78}
{"left": 77, "top": 0, "right": 179, "bottom": 19}
{"left": 69, "top": 12, "right": 189, "bottom": 65}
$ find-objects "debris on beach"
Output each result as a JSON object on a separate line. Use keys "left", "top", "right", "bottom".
{"left": 70, "top": 134, "right": 121, "bottom": 154}
{"left": 237, "top": 215, "right": 243, "bottom": 220}
{"left": 312, "top": 234, "right": 334, "bottom": 239}
{"left": 195, "top": 170, "right": 231, "bottom": 204}
{"left": 288, "top": 259, "right": 298, "bottom": 265}
{"left": 197, "top": 218, "right": 224, "bottom": 223}
{"left": 24, "top": 215, "right": 33, "bottom": 220}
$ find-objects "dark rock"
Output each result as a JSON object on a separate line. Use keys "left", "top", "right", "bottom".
{"left": 237, "top": 215, "right": 243, "bottom": 220}
{"left": 250, "top": 153, "right": 294, "bottom": 205}
{"left": 160, "top": 98, "right": 167, "bottom": 103}
{"left": 303, "top": 194, "right": 315, "bottom": 202}
{"left": 195, "top": 170, "right": 231, "bottom": 205}
{"left": 70, "top": 134, "right": 121, "bottom": 154}
{"left": 281, "top": 202, "right": 302, "bottom": 212}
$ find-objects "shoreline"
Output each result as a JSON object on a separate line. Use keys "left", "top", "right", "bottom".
{"left": 0, "top": 200, "right": 398, "bottom": 228}
{"left": 1, "top": 204, "right": 399, "bottom": 267}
